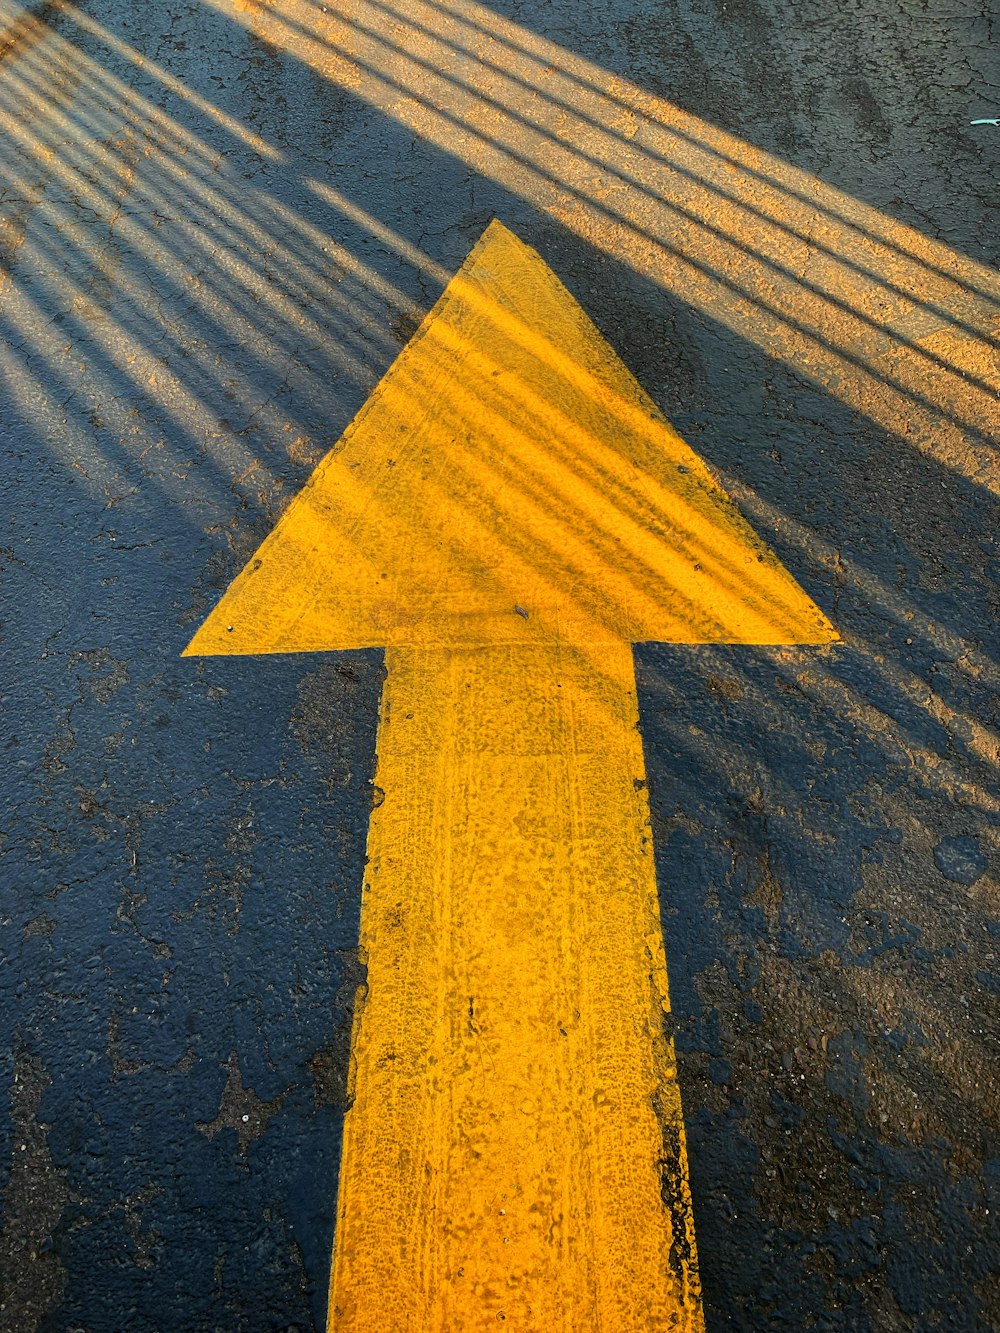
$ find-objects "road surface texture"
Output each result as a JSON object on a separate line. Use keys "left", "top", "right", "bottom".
{"left": 0, "top": 0, "right": 997, "bottom": 1330}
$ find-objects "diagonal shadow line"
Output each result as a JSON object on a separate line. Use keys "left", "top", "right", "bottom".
{"left": 720, "top": 478, "right": 1000, "bottom": 686}
{"left": 3, "top": 41, "right": 997, "bottom": 719}
{"left": 53, "top": 0, "right": 1000, "bottom": 422}
{"left": 0, "top": 3, "right": 933, "bottom": 623}
{"left": 0, "top": 81, "right": 414, "bottom": 417}
{"left": 3, "top": 0, "right": 997, "bottom": 605}
{"left": 296, "top": 0, "right": 1000, "bottom": 347}
{"left": 393, "top": 313, "right": 829, "bottom": 636}
{"left": 0, "top": 0, "right": 62, "bottom": 67}
{"left": 0, "top": 168, "right": 394, "bottom": 407}
{"left": 35, "top": 0, "right": 1000, "bottom": 475}
{"left": 0, "top": 46, "right": 417, "bottom": 337}
{"left": 405, "top": 0, "right": 1000, "bottom": 310}
{"left": 271, "top": 0, "right": 1000, "bottom": 392}
{"left": 229, "top": 1, "right": 999, "bottom": 453}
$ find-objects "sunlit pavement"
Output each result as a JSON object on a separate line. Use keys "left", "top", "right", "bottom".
{"left": 0, "top": 1, "right": 997, "bottom": 1330}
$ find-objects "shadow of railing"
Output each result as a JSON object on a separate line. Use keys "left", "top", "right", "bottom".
{"left": 199, "top": 0, "right": 998, "bottom": 485}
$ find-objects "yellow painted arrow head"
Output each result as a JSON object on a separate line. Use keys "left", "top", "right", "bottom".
{"left": 185, "top": 220, "right": 837, "bottom": 654}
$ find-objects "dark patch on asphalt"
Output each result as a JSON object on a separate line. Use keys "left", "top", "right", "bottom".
{"left": 935, "top": 835, "right": 989, "bottom": 888}
{"left": 22, "top": 916, "right": 57, "bottom": 942}
{"left": 0, "top": 1048, "right": 69, "bottom": 1333}
{"left": 198, "top": 1052, "right": 289, "bottom": 1156}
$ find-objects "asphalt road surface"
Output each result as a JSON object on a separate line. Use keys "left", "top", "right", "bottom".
{"left": 1, "top": 1, "right": 997, "bottom": 1330}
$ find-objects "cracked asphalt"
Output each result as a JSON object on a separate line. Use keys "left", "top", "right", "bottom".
{"left": 1, "top": 0, "right": 997, "bottom": 1329}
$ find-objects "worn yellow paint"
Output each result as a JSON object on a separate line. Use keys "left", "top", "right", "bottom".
{"left": 185, "top": 222, "right": 837, "bottom": 1330}
{"left": 332, "top": 640, "right": 702, "bottom": 1330}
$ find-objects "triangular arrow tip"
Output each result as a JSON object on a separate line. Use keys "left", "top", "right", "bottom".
{"left": 185, "top": 220, "right": 838, "bottom": 654}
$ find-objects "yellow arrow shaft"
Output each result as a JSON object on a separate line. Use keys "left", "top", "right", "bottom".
{"left": 329, "top": 642, "right": 703, "bottom": 1331}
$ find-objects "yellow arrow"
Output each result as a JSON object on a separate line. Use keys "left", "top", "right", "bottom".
{"left": 185, "top": 221, "right": 837, "bottom": 1330}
